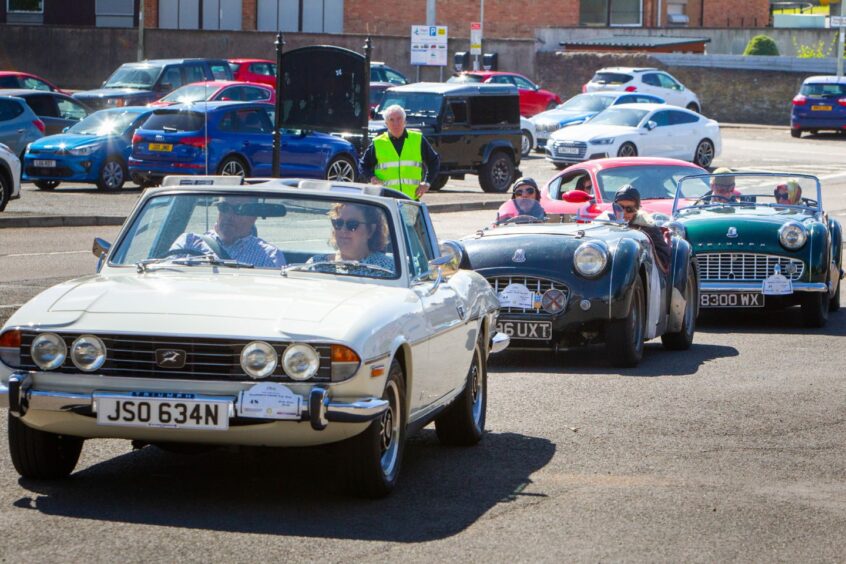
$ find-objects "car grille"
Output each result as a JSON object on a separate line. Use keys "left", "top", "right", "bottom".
{"left": 18, "top": 332, "right": 333, "bottom": 382}
{"left": 550, "top": 141, "right": 587, "bottom": 159}
{"left": 486, "top": 275, "right": 570, "bottom": 315}
{"left": 26, "top": 166, "right": 73, "bottom": 177}
{"left": 698, "top": 253, "right": 805, "bottom": 281}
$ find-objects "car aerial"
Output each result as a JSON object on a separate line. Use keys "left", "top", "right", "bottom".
{"left": 372, "top": 82, "right": 522, "bottom": 193}
{"left": 0, "top": 89, "right": 91, "bottom": 136}
{"left": 458, "top": 209, "right": 698, "bottom": 367}
{"left": 22, "top": 106, "right": 154, "bottom": 191}
{"left": 148, "top": 80, "right": 275, "bottom": 107}
{"left": 584, "top": 67, "right": 701, "bottom": 113}
{"left": 370, "top": 62, "right": 408, "bottom": 85}
{"left": 447, "top": 71, "right": 562, "bottom": 117}
{"left": 0, "top": 71, "right": 66, "bottom": 94}
{"left": 539, "top": 157, "right": 706, "bottom": 221}
{"left": 0, "top": 142, "right": 22, "bottom": 212}
{"left": 129, "top": 101, "right": 359, "bottom": 186}
{"left": 545, "top": 103, "right": 720, "bottom": 169}
{"left": 227, "top": 58, "right": 277, "bottom": 87}
{"left": 790, "top": 75, "right": 846, "bottom": 138}
{"left": 671, "top": 172, "right": 843, "bottom": 328}
{"left": 0, "top": 175, "right": 508, "bottom": 497}
{"left": 519, "top": 116, "right": 536, "bottom": 157}
{"left": 0, "top": 94, "right": 45, "bottom": 159}
{"left": 73, "top": 58, "right": 234, "bottom": 111}
{"left": 530, "top": 91, "right": 666, "bottom": 150}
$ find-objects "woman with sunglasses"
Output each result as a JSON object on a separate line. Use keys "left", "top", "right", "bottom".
{"left": 774, "top": 179, "right": 802, "bottom": 205}
{"left": 309, "top": 202, "right": 394, "bottom": 276}
{"left": 610, "top": 185, "right": 672, "bottom": 272}
{"left": 495, "top": 177, "right": 546, "bottom": 223}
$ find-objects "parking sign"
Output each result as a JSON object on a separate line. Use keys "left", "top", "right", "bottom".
{"left": 411, "top": 25, "right": 449, "bottom": 66}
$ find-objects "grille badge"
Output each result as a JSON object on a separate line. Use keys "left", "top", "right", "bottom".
{"left": 156, "top": 349, "right": 187, "bottom": 369}
{"left": 726, "top": 227, "right": 738, "bottom": 238}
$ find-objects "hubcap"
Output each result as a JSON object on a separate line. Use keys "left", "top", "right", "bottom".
{"left": 102, "top": 162, "right": 123, "bottom": 189}
{"left": 222, "top": 160, "right": 245, "bottom": 177}
{"left": 620, "top": 145, "right": 636, "bottom": 157}
{"left": 492, "top": 158, "right": 510, "bottom": 189}
{"left": 379, "top": 380, "right": 401, "bottom": 477}
{"left": 327, "top": 159, "right": 355, "bottom": 181}
{"left": 697, "top": 143, "right": 713, "bottom": 166}
{"left": 521, "top": 134, "right": 531, "bottom": 155}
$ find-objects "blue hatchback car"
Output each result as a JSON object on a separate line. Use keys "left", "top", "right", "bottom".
{"left": 529, "top": 91, "right": 665, "bottom": 149}
{"left": 129, "top": 101, "right": 359, "bottom": 185}
{"left": 791, "top": 75, "right": 846, "bottom": 138}
{"left": 23, "top": 106, "right": 153, "bottom": 191}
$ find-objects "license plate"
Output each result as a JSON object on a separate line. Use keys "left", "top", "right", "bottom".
{"left": 95, "top": 393, "right": 230, "bottom": 430}
{"left": 557, "top": 146, "right": 580, "bottom": 155}
{"left": 496, "top": 320, "right": 552, "bottom": 340}
{"left": 33, "top": 159, "right": 56, "bottom": 167}
{"left": 148, "top": 143, "right": 173, "bottom": 152}
{"left": 811, "top": 105, "right": 832, "bottom": 111}
{"left": 699, "top": 292, "right": 764, "bottom": 308}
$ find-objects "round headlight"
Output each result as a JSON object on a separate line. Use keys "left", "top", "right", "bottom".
{"left": 541, "top": 288, "right": 567, "bottom": 314}
{"left": 31, "top": 332, "right": 67, "bottom": 371}
{"left": 779, "top": 222, "right": 807, "bottom": 250}
{"left": 71, "top": 335, "right": 106, "bottom": 372}
{"left": 667, "top": 221, "right": 686, "bottom": 239}
{"left": 282, "top": 344, "right": 320, "bottom": 381}
{"left": 240, "top": 341, "right": 278, "bottom": 379}
{"left": 574, "top": 241, "right": 609, "bottom": 278}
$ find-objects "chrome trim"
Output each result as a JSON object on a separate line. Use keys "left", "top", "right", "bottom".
{"left": 698, "top": 252, "right": 805, "bottom": 282}
{"left": 324, "top": 396, "right": 389, "bottom": 423}
{"left": 490, "top": 331, "right": 510, "bottom": 354}
{"left": 700, "top": 282, "right": 827, "bottom": 293}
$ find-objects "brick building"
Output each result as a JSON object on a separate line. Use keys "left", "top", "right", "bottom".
{"left": 1, "top": 1, "right": 771, "bottom": 34}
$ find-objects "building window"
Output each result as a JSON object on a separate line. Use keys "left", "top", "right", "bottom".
{"left": 7, "top": 0, "right": 42, "bottom": 12}
{"left": 579, "top": 0, "right": 643, "bottom": 27}
{"left": 257, "top": 0, "right": 343, "bottom": 33}
{"left": 159, "top": 0, "right": 242, "bottom": 30}
{"left": 96, "top": 0, "right": 134, "bottom": 28}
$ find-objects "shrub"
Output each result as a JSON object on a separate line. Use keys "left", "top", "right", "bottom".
{"left": 743, "top": 35, "right": 780, "bottom": 56}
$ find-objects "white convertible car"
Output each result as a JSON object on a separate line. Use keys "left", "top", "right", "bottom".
{"left": 0, "top": 176, "right": 508, "bottom": 497}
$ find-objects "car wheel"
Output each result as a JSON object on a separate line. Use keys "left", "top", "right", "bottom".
{"left": 686, "top": 102, "right": 700, "bottom": 114}
{"left": 617, "top": 142, "right": 638, "bottom": 158}
{"left": 606, "top": 275, "right": 645, "bottom": 368}
{"left": 661, "top": 264, "right": 696, "bottom": 350}
{"left": 429, "top": 174, "right": 448, "bottom": 191}
{"left": 325, "top": 155, "right": 357, "bottom": 182}
{"left": 435, "top": 334, "right": 486, "bottom": 446}
{"left": 479, "top": 150, "right": 515, "bottom": 193}
{"left": 790, "top": 128, "right": 802, "bottom": 138}
{"left": 553, "top": 163, "right": 567, "bottom": 170}
{"left": 830, "top": 276, "right": 841, "bottom": 312}
{"left": 0, "top": 171, "right": 10, "bottom": 212}
{"left": 217, "top": 156, "right": 249, "bottom": 178}
{"left": 343, "top": 359, "right": 406, "bottom": 498}
{"left": 520, "top": 129, "right": 534, "bottom": 157}
{"left": 8, "top": 413, "right": 83, "bottom": 479}
{"left": 96, "top": 157, "right": 127, "bottom": 191}
{"left": 546, "top": 101, "right": 558, "bottom": 111}
{"left": 34, "top": 180, "right": 60, "bottom": 190}
{"left": 693, "top": 139, "right": 715, "bottom": 168}
{"left": 801, "top": 289, "right": 829, "bottom": 328}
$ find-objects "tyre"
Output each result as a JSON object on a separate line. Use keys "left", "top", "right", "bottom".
{"left": 686, "top": 102, "right": 700, "bottom": 114}
{"left": 96, "top": 157, "right": 127, "bottom": 191}
{"left": 520, "top": 129, "right": 534, "bottom": 157}
{"left": 217, "top": 156, "right": 249, "bottom": 178}
{"left": 34, "top": 180, "right": 60, "bottom": 190}
{"left": 662, "top": 264, "right": 696, "bottom": 350}
{"left": 617, "top": 142, "right": 638, "bottom": 158}
{"left": 830, "top": 276, "right": 841, "bottom": 312}
{"left": 325, "top": 155, "right": 357, "bottom": 182}
{"left": 478, "top": 150, "right": 515, "bottom": 193}
{"left": 435, "top": 336, "right": 486, "bottom": 446}
{"left": 606, "top": 275, "right": 645, "bottom": 367}
{"left": 801, "top": 290, "right": 829, "bottom": 328}
{"left": 693, "top": 139, "right": 715, "bottom": 168}
{"left": 0, "top": 170, "right": 10, "bottom": 212}
{"left": 546, "top": 101, "right": 558, "bottom": 111}
{"left": 429, "top": 174, "right": 448, "bottom": 191}
{"left": 343, "top": 359, "right": 406, "bottom": 498}
{"left": 790, "top": 128, "right": 802, "bottom": 138}
{"left": 553, "top": 163, "right": 567, "bottom": 170}
{"left": 8, "top": 413, "right": 83, "bottom": 479}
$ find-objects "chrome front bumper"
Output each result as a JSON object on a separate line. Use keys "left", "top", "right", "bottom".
{"left": 700, "top": 281, "right": 828, "bottom": 293}
{"left": 490, "top": 331, "right": 510, "bottom": 354}
{"left": 0, "top": 373, "right": 388, "bottom": 432}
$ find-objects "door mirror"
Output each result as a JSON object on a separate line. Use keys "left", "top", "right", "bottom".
{"left": 562, "top": 189, "right": 591, "bottom": 203}
{"left": 645, "top": 120, "right": 657, "bottom": 131}
{"left": 92, "top": 237, "right": 111, "bottom": 272}
{"left": 369, "top": 107, "right": 378, "bottom": 120}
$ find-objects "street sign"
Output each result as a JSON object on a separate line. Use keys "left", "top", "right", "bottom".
{"left": 470, "top": 22, "right": 482, "bottom": 55}
{"left": 410, "top": 25, "right": 448, "bottom": 66}
{"left": 832, "top": 15, "right": 846, "bottom": 27}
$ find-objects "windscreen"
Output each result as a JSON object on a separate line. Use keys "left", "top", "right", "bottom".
{"left": 591, "top": 72, "right": 633, "bottom": 85}
{"left": 800, "top": 82, "right": 846, "bottom": 97}
{"left": 588, "top": 107, "right": 648, "bottom": 127}
{"left": 596, "top": 165, "right": 704, "bottom": 202}
{"left": 675, "top": 173, "right": 821, "bottom": 214}
{"left": 141, "top": 111, "right": 205, "bottom": 132}
{"left": 559, "top": 93, "right": 616, "bottom": 112}
{"left": 377, "top": 92, "right": 443, "bottom": 118}
{"left": 104, "top": 65, "right": 162, "bottom": 89}
{"left": 159, "top": 84, "right": 216, "bottom": 104}
{"left": 67, "top": 110, "right": 143, "bottom": 135}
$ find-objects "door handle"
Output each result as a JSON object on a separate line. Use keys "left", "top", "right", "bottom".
{"left": 17, "top": 129, "right": 24, "bottom": 133}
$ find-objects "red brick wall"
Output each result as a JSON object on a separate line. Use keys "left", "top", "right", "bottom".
{"left": 144, "top": 0, "right": 157, "bottom": 29}
{"left": 703, "top": 0, "right": 770, "bottom": 28}
{"left": 242, "top": 0, "right": 256, "bottom": 30}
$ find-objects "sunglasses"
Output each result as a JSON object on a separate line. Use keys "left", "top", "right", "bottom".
{"left": 620, "top": 205, "right": 638, "bottom": 213}
{"left": 331, "top": 218, "right": 369, "bottom": 232}
{"left": 217, "top": 202, "right": 250, "bottom": 215}
{"left": 514, "top": 188, "right": 536, "bottom": 196}
{"left": 775, "top": 192, "right": 789, "bottom": 201}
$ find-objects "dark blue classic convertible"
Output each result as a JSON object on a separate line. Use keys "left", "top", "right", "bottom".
{"left": 459, "top": 216, "right": 699, "bottom": 367}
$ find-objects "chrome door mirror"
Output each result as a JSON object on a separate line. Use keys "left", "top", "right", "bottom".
{"left": 92, "top": 237, "right": 111, "bottom": 272}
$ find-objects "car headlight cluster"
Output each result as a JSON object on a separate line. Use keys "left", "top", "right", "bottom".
{"left": 282, "top": 344, "right": 320, "bottom": 381}
{"left": 778, "top": 222, "right": 807, "bottom": 250}
{"left": 574, "top": 241, "right": 609, "bottom": 278}
{"left": 590, "top": 137, "right": 615, "bottom": 145}
{"left": 241, "top": 341, "right": 278, "bottom": 379}
{"left": 31, "top": 332, "right": 68, "bottom": 371}
{"left": 70, "top": 335, "right": 107, "bottom": 372}
{"left": 68, "top": 143, "right": 103, "bottom": 156}
{"left": 666, "top": 221, "right": 687, "bottom": 239}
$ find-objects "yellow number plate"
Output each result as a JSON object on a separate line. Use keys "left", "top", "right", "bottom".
{"left": 811, "top": 105, "right": 832, "bottom": 111}
{"left": 148, "top": 143, "right": 173, "bottom": 152}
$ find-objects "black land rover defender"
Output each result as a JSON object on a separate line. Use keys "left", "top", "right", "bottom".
{"left": 370, "top": 83, "right": 522, "bottom": 193}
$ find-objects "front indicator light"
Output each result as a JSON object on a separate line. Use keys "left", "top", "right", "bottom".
{"left": 0, "top": 330, "right": 21, "bottom": 367}
{"left": 31, "top": 332, "right": 67, "bottom": 371}
{"left": 331, "top": 344, "right": 361, "bottom": 381}
{"left": 71, "top": 334, "right": 106, "bottom": 372}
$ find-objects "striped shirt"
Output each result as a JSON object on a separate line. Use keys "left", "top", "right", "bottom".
{"left": 170, "top": 231, "right": 286, "bottom": 269}
{"left": 308, "top": 252, "right": 395, "bottom": 277}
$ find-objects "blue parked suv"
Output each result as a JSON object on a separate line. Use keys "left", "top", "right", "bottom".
{"left": 791, "top": 75, "right": 846, "bottom": 138}
{"left": 129, "top": 102, "right": 359, "bottom": 185}
{"left": 23, "top": 107, "right": 153, "bottom": 190}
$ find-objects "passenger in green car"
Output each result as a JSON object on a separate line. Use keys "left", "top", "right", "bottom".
{"left": 708, "top": 167, "right": 739, "bottom": 203}
{"left": 774, "top": 179, "right": 802, "bottom": 205}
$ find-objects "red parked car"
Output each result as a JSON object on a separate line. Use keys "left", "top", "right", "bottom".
{"left": 447, "top": 71, "right": 561, "bottom": 117}
{"left": 227, "top": 59, "right": 277, "bottom": 87}
{"left": 0, "top": 71, "right": 67, "bottom": 95}
{"left": 148, "top": 80, "right": 275, "bottom": 107}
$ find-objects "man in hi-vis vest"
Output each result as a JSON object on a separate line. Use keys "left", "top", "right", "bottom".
{"left": 360, "top": 104, "right": 440, "bottom": 200}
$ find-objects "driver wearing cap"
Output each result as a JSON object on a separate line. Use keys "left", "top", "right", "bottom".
{"left": 709, "top": 167, "right": 739, "bottom": 203}
{"left": 495, "top": 177, "right": 547, "bottom": 223}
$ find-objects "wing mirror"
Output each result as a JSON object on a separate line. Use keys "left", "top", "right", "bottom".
{"left": 436, "top": 240, "right": 464, "bottom": 276}
{"left": 92, "top": 237, "right": 111, "bottom": 272}
{"left": 562, "top": 189, "right": 591, "bottom": 203}
{"left": 644, "top": 120, "right": 657, "bottom": 131}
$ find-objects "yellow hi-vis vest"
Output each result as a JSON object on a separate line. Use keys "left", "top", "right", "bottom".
{"left": 373, "top": 130, "right": 424, "bottom": 200}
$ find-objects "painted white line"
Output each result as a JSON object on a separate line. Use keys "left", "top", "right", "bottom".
{"left": 0, "top": 250, "right": 88, "bottom": 258}
{"left": 0, "top": 304, "right": 23, "bottom": 309}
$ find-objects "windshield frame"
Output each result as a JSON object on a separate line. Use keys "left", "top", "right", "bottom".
{"left": 376, "top": 92, "right": 444, "bottom": 119}
{"left": 103, "top": 64, "right": 163, "bottom": 90}
{"left": 587, "top": 107, "right": 650, "bottom": 128}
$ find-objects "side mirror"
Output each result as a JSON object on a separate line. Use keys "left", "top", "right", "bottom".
{"left": 562, "top": 189, "right": 591, "bottom": 203}
{"left": 437, "top": 240, "right": 464, "bottom": 276}
{"left": 158, "top": 82, "right": 173, "bottom": 93}
{"left": 62, "top": 126, "right": 69, "bottom": 133}
{"left": 645, "top": 120, "right": 657, "bottom": 131}
{"left": 92, "top": 237, "right": 111, "bottom": 272}
{"left": 369, "top": 107, "right": 378, "bottom": 120}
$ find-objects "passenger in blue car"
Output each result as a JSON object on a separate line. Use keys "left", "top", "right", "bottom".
{"left": 309, "top": 202, "right": 395, "bottom": 276}
{"left": 169, "top": 196, "right": 286, "bottom": 268}
{"left": 612, "top": 185, "right": 672, "bottom": 272}
{"left": 496, "top": 177, "right": 546, "bottom": 223}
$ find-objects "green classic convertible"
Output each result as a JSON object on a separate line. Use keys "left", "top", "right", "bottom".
{"left": 669, "top": 172, "right": 843, "bottom": 327}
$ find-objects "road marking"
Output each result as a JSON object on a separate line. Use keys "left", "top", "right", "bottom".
{"left": 0, "top": 250, "right": 88, "bottom": 258}
{"left": 0, "top": 304, "right": 24, "bottom": 309}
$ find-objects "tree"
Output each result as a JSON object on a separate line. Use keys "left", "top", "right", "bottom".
{"left": 743, "top": 35, "right": 780, "bottom": 56}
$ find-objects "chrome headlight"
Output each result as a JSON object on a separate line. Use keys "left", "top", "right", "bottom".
{"left": 68, "top": 143, "right": 103, "bottom": 156}
{"left": 71, "top": 334, "right": 106, "bottom": 372}
{"left": 590, "top": 137, "right": 615, "bottom": 145}
{"left": 282, "top": 344, "right": 320, "bottom": 381}
{"left": 779, "top": 222, "right": 807, "bottom": 250}
{"left": 241, "top": 341, "right": 278, "bottom": 379}
{"left": 574, "top": 241, "right": 609, "bottom": 278}
{"left": 31, "top": 332, "right": 67, "bottom": 371}
{"left": 666, "top": 221, "right": 686, "bottom": 239}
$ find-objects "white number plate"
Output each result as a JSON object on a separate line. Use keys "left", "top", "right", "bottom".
{"left": 496, "top": 320, "right": 552, "bottom": 340}
{"left": 557, "top": 146, "right": 580, "bottom": 155}
{"left": 95, "top": 393, "right": 230, "bottom": 430}
{"left": 33, "top": 159, "right": 56, "bottom": 167}
{"left": 700, "top": 292, "right": 764, "bottom": 308}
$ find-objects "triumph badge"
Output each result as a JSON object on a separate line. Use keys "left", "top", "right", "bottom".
{"left": 156, "top": 349, "right": 187, "bottom": 369}
{"left": 512, "top": 249, "right": 526, "bottom": 263}
{"left": 726, "top": 227, "right": 738, "bottom": 238}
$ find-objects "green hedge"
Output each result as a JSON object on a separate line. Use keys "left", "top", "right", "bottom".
{"left": 743, "top": 35, "right": 780, "bottom": 56}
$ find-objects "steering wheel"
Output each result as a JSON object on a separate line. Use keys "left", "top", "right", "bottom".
{"left": 162, "top": 247, "right": 208, "bottom": 258}
{"left": 500, "top": 214, "right": 544, "bottom": 225}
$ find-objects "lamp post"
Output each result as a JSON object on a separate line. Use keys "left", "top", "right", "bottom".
{"left": 272, "top": 33, "right": 284, "bottom": 178}
{"left": 837, "top": 0, "right": 845, "bottom": 79}
{"left": 137, "top": 3, "right": 144, "bottom": 61}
